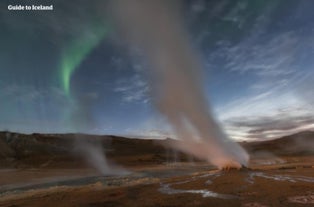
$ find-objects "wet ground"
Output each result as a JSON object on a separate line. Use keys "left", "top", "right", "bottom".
{"left": 0, "top": 158, "right": 313, "bottom": 207}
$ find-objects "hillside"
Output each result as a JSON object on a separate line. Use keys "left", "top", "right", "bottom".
{"left": 243, "top": 131, "right": 314, "bottom": 156}
{"left": 0, "top": 130, "right": 313, "bottom": 169}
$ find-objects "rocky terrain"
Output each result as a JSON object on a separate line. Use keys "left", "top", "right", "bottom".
{"left": 0, "top": 131, "right": 313, "bottom": 207}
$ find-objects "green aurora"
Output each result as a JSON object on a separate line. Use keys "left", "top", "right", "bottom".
{"left": 60, "top": 25, "right": 109, "bottom": 96}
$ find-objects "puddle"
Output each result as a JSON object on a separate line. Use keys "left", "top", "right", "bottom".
{"left": 288, "top": 194, "right": 314, "bottom": 204}
{"left": 253, "top": 158, "right": 286, "bottom": 166}
{"left": 159, "top": 174, "right": 236, "bottom": 199}
{"left": 159, "top": 183, "right": 236, "bottom": 199}
{"left": 159, "top": 170, "right": 314, "bottom": 200}
{"left": 247, "top": 172, "right": 314, "bottom": 184}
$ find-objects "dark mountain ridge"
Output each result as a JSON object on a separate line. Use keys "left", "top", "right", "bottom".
{"left": 0, "top": 130, "right": 313, "bottom": 168}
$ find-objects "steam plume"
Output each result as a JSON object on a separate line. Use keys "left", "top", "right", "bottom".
{"left": 111, "top": 0, "right": 249, "bottom": 169}
{"left": 71, "top": 95, "right": 126, "bottom": 175}
{"left": 73, "top": 136, "right": 127, "bottom": 175}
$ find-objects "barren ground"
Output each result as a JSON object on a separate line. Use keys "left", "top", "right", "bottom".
{"left": 0, "top": 132, "right": 313, "bottom": 207}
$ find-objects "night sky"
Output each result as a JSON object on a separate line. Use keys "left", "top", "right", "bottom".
{"left": 1, "top": 0, "right": 314, "bottom": 141}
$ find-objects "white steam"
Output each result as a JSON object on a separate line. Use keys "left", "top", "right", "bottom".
{"left": 111, "top": 0, "right": 249, "bottom": 169}
{"left": 73, "top": 137, "right": 127, "bottom": 175}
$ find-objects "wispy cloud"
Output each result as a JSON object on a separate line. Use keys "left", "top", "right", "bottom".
{"left": 209, "top": 25, "right": 314, "bottom": 141}
{"left": 114, "top": 74, "right": 150, "bottom": 104}
{"left": 220, "top": 94, "right": 314, "bottom": 141}
{"left": 123, "top": 114, "right": 174, "bottom": 139}
{"left": 225, "top": 113, "right": 314, "bottom": 141}
{"left": 214, "top": 82, "right": 314, "bottom": 141}
{"left": 220, "top": 31, "right": 298, "bottom": 77}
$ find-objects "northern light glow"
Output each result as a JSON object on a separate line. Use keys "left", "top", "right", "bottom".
{"left": 1, "top": 0, "right": 314, "bottom": 140}
{"left": 60, "top": 25, "right": 109, "bottom": 96}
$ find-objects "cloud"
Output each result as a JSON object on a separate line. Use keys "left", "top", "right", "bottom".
{"left": 211, "top": 30, "right": 314, "bottom": 141}
{"left": 213, "top": 82, "right": 314, "bottom": 141}
{"left": 127, "top": 129, "right": 173, "bottom": 139}
{"left": 294, "top": 73, "right": 314, "bottom": 106}
{"left": 207, "top": 27, "right": 311, "bottom": 97}
{"left": 123, "top": 114, "right": 174, "bottom": 139}
{"left": 114, "top": 74, "right": 149, "bottom": 104}
{"left": 223, "top": 109, "right": 314, "bottom": 141}
{"left": 223, "top": 31, "right": 297, "bottom": 75}
{"left": 208, "top": 22, "right": 314, "bottom": 141}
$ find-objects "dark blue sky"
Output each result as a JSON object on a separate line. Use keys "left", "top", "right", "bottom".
{"left": 1, "top": 0, "right": 314, "bottom": 140}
